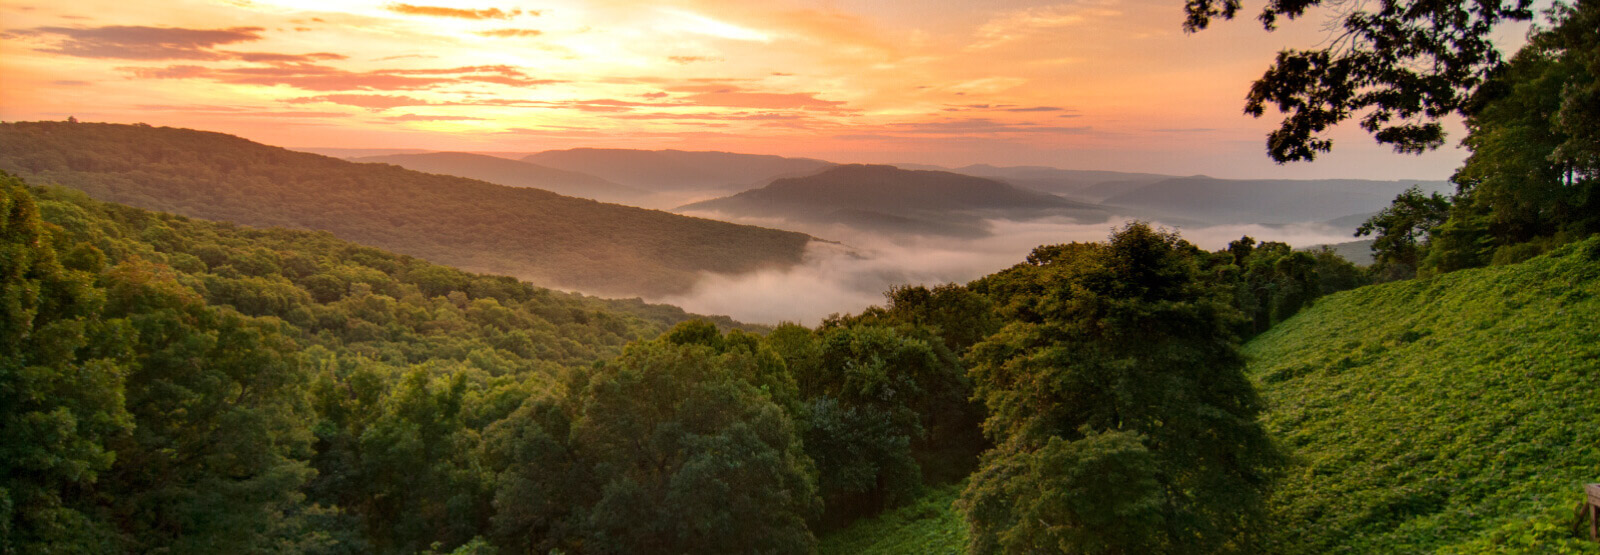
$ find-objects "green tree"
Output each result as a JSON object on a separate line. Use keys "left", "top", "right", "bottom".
{"left": 1426, "top": 1, "right": 1600, "bottom": 270}
{"left": 1, "top": 173, "right": 131, "bottom": 552}
{"left": 958, "top": 223, "right": 1280, "bottom": 554}
{"left": 97, "top": 257, "right": 319, "bottom": 552}
{"left": 575, "top": 335, "right": 819, "bottom": 554}
{"left": 1356, "top": 186, "right": 1452, "bottom": 279}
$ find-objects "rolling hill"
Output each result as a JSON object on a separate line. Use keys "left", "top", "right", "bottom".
{"left": 678, "top": 164, "right": 1111, "bottom": 238}
{"left": 351, "top": 151, "right": 643, "bottom": 203}
{"left": 1098, "top": 176, "right": 1452, "bottom": 225}
{"left": 947, "top": 164, "right": 1176, "bottom": 202}
{"left": 524, "top": 148, "right": 835, "bottom": 193}
{"left": 0, "top": 121, "right": 813, "bottom": 297}
{"left": 819, "top": 239, "right": 1600, "bottom": 552}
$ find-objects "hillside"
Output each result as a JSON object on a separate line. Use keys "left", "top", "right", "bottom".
{"left": 819, "top": 240, "right": 1600, "bottom": 552}
{"left": 1243, "top": 237, "right": 1600, "bottom": 552}
{"left": 0, "top": 121, "right": 813, "bottom": 297}
{"left": 679, "top": 164, "right": 1110, "bottom": 237}
{"left": 1100, "top": 175, "right": 1452, "bottom": 224}
{"left": 948, "top": 164, "right": 1175, "bottom": 202}
{"left": 524, "top": 147, "right": 835, "bottom": 192}
{"left": 352, "top": 152, "right": 643, "bottom": 203}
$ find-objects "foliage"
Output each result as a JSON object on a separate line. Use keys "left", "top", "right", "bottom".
{"left": 773, "top": 322, "right": 983, "bottom": 527}
{"left": 1183, "top": 0, "right": 1535, "bottom": 161}
{"left": 817, "top": 484, "right": 968, "bottom": 555}
{"left": 575, "top": 336, "right": 820, "bottom": 554}
{"left": 1207, "top": 236, "right": 1371, "bottom": 338}
{"left": 1356, "top": 186, "right": 1453, "bottom": 279}
{"left": 1245, "top": 237, "right": 1600, "bottom": 552}
{"left": 0, "top": 173, "right": 768, "bottom": 553}
{"left": 957, "top": 223, "right": 1281, "bottom": 554}
{"left": 1, "top": 172, "right": 131, "bottom": 552}
{"left": 0, "top": 121, "right": 812, "bottom": 297}
{"left": 1423, "top": 1, "right": 1600, "bottom": 272}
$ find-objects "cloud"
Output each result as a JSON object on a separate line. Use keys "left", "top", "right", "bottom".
{"left": 52, "top": 80, "right": 92, "bottom": 86}
{"left": 383, "top": 114, "right": 486, "bottom": 121}
{"left": 286, "top": 94, "right": 430, "bottom": 110}
{"left": 123, "top": 63, "right": 564, "bottom": 91}
{"left": 657, "top": 215, "right": 1363, "bottom": 325}
{"left": 970, "top": 3, "right": 1123, "bottom": 50}
{"left": 122, "top": 64, "right": 211, "bottom": 78}
{"left": 226, "top": 51, "right": 347, "bottom": 63}
{"left": 384, "top": 4, "right": 530, "bottom": 20}
{"left": 668, "top": 55, "right": 720, "bottom": 64}
{"left": 13, "top": 25, "right": 263, "bottom": 60}
{"left": 881, "top": 117, "right": 1092, "bottom": 135}
{"left": 682, "top": 91, "right": 846, "bottom": 110}
{"left": 475, "top": 28, "right": 542, "bottom": 38}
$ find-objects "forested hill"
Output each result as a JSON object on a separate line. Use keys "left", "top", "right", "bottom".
{"left": 0, "top": 121, "right": 813, "bottom": 297}
{"left": 0, "top": 173, "right": 764, "bottom": 553}
{"left": 524, "top": 147, "right": 836, "bottom": 192}
{"left": 351, "top": 152, "right": 644, "bottom": 203}
{"left": 679, "top": 164, "right": 1110, "bottom": 237}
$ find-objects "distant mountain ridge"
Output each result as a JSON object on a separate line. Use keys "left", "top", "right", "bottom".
{"left": 352, "top": 151, "right": 643, "bottom": 203}
{"left": 0, "top": 121, "right": 813, "bottom": 297}
{"left": 902, "top": 163, "right": 1450, "bottom": 226}
{"left": 1099, "top": 176, "right": 1452, "bottom": 225}
{"left": 525, "top": 148, "right": 836, "bottom": 192}
{"left": 679, "top": 164, "right": 1110, "bottom": 237}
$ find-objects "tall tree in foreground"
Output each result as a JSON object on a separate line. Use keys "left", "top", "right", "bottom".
{"left": 957, "top": 223, "right": 1280, "bottom": 554}
{"left": 1426, "top": 0, "right": 1599, "bottom": 271}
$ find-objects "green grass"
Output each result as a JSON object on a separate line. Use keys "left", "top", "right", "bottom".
{"left": 1244, "top": 237, "right": 1600, "bottom": 553}
{"left": 819, "top": 239, "right": 1600, "bottom": 554}
{"left": 818, "top": 484, "right": 968, "bottom": 555}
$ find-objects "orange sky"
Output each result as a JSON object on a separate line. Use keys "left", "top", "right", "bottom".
{"left": 0, "top": 0, "right": 1523, "bottom": 179}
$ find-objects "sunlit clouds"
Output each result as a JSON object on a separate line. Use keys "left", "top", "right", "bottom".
{"left": 0, "top": 0, "right": 1485, "bottom": 178}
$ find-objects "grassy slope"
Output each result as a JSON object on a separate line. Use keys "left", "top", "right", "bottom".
{"left": 1245, "top": 237, "right": 1600, "bottom": 553}
{"left": 817, "top": 484, "right": 968, "bottom": 555}
{"left": 820, "top": 239, "right": 1600, "bottom": 553}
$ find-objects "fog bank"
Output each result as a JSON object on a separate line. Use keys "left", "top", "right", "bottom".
{"left": 655, "top": 216, "right": 1361, "bottom": 326}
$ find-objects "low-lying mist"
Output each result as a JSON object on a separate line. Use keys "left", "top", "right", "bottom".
{"left": 656, "top": 215, "right": 1365, "bottom": 325}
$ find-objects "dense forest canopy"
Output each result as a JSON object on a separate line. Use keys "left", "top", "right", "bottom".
{"left": 0, "top": 121, "right": 814, "bottom": 298}
{"left": 3, "top": 167, "right": 1387, "bottom": 553}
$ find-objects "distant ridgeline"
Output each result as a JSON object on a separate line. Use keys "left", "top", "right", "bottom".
{"left": 680, "top": 164, "right": 1111, "bottom": 238}
{"left": 0, "top": 121, "right": 813, "bottom": 298}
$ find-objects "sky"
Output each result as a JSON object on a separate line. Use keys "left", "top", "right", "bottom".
{"left": 0, "top": 0, "right": 1526, "bottom": 179}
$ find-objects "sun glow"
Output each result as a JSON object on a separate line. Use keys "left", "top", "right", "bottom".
{"left": 0, "top": 0, "right": 1472, "bottom": 178}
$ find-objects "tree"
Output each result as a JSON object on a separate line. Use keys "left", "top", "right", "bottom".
{"left": 575, "top": 333, "right": 819, "bottom": 554}
{"left": 1183, "top": 0, "right": 1535, "bottom": 161}
{"left": 1356, "top": 186, "right": 1452, "bottom": 279}
{"left": 1, "top": 173, "right": 131, "bottom": 552}
{"left": 1430, "top": 1, "right": 1599, "bottom": 268}
{"left": 958, "top": 223, "right": 1280, "bottom": 554}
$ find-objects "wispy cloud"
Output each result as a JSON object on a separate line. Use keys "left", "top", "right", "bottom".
{"left": 475, "top": 28, "right": 541, "bottom": 38}
{"left": 383, "top": 4, "right": 531, "bottom": 20}
{"left": 11, "top": 25, "right": 264, "bottom": 60}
